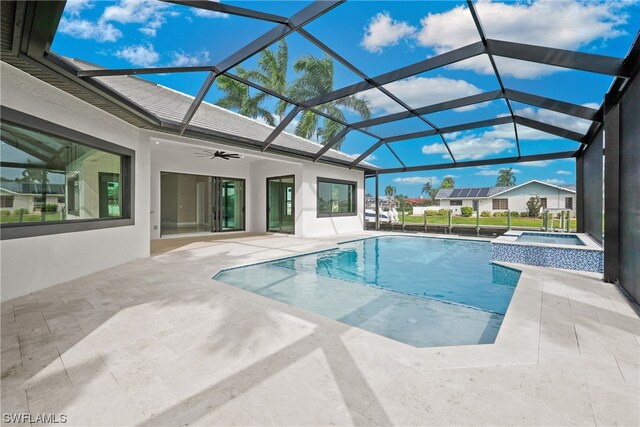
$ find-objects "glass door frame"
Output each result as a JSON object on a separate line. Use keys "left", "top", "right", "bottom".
{"left": 160, "top": 171, "right": 245, "bottom": 236}
{"left": 266, "top": 175, "right": 295, "bottom": 235}
{"left": 212, "top": 176, "right": 246, "bottom": 233}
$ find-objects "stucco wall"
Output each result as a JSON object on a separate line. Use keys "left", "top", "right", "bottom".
{"left": 0, "top": 62, "right": 151, "bottom": 301}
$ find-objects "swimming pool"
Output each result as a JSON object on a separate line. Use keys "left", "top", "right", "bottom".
{"left": 516, "top": 232, "right": 585, "bottom": 246}
{"left": 214, "top": 236, "right": 521, "bottom": 347}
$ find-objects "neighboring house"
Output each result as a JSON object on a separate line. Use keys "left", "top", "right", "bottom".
{"left": 436, "top": 180, "right": 576, "bottom": 215}
{"left": 0, "top": 182, "right": 65, "bottom": 212}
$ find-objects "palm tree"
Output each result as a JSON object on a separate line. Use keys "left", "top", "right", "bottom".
{"left": 289, "top": 54, "right": 371, "bottom": 150}
{"left": 240, "top": 40, "right": 289, "bottom": 122}
{"left": 429, "top": 188, "right": 439, "bottom": 202}
{"left": 497, "top": 168, "right": 516, "bottom": 186}
{"left": 421, "top": 181, "right": 432, "bottom": 196}
{"left": 385, "top": 185, "right": 396, "bottom": 199}
{"left": 441, "top": 176, "right": 455, "bottom": 189}
{"left": 216, "top": 69, "right": 276, "bottom": 126}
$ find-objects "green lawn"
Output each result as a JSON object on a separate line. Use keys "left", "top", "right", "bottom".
{"left": 398, "top": 214, "right": 576, "bottom": 229}
{"left": 0, "top": 212, "right": 64, "bottom": 224}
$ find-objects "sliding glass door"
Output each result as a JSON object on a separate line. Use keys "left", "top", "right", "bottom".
{"left": 212, "top": 177, "right": 245, "bottom": 232}
{"left": 267, "top": 175, "right": 294, "bottom": 234}
{"left": 160, "top": 172, "right": 244, "bottom": 236}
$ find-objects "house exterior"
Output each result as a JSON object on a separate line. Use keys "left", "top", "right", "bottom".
{"left": 436, "top": 180, "right": 576, "bottom": 215}
{"left": 0, "top": 60, "right": 375, "bottom": 301}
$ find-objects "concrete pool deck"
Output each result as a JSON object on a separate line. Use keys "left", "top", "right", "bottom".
{"left": 1, "top": 231, "right": 638, "bottom": 426}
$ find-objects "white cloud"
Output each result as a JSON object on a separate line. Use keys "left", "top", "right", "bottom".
{"left": 115, "top": 44, "right": 159, "bottom": 67}
{"left": 475, "top": 168, "right": 521, "bottom": 176}
{"left": 423, "top": 130, "right": 515, "bottom": 161}
{"left": 520, "top": 160, "right": 552, "bottom": 167}
{"left": 544, "top": 178, "right": 566, "bottom": 185}
{"left": 170, "top": 51, "right": 211, "bottom": 67}
{"left": 58, "top": 18, "right": 122, "bottom": 42}
{"left": 393, "top": 176, "right": 438, "bottom": 185}
{"left": 415, "top": 1, "right": 629, "bottom": 78}
{"left": 556, "top": 170, "right": 572, "bottom": 175}
{"left": 60, "top": 0, "right": 177, "bottom": 41}
{"left": 102, "top": 0, "right": 169, "bottom": 24}
{"left": 361, "top": 76, "right": 482, "bottom": 114}
{"left": 514, "top": 106, "right": 593, "bottom": 135}
{"left": 192, "top": 1, "right": 228, "bottom": 19}
{"left": 361, "top": 12, "right": 416, "bottom": 53}
{"left": 102, "top": 0, "right": 173, "bottom": 37}
{"left": 64, "top": 0, "right": 93, "bottom": 16}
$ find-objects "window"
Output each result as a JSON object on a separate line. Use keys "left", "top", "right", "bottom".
{"left": 317, "top": 178, "right": 356, "bottom": 216}
{"left": 565, "top": 197, "right": 573, "bottom": 209}
{"left": 0, "top": 196, "right": 14, "bottom": 208}
{"left": 1, "top": 108, "right": 134, "bottom": 238}
{"left": 472, "top": 200, "right": 479, "bottom": 211}
{"left": 493, "top": 199, "right": 508, "bottom": 210}
{"left": 540, "top": 198, "right": 547, "bottom": 209}
{"left": 450, "top": 200, "right": 463, "bottom": 206}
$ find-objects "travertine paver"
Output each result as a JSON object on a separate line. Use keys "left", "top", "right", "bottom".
{"left": 1, "top": 232, "right": 638, "bottom": 426}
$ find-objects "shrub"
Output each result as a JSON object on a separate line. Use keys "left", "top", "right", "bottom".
{"left": 425, "top": 210, "right": 437, "bottom": 216}
{"left": 520, "top": 211, "right": 530, "bottom": 217}
{"left": 460, "top": 206, "right": 473, "bottom": 217}
{"left": 481, "top": 211, "right": 491, "bottom": 217}
{"left": 526, "top": 195, "right": 542, "bottom": 217}
{"left": 13, "top": 208, "right": 29, "bottom": 215}
{"left": 0, "top": 209, "right": 10, "bottom": 216}
{"left": 511, "top": 211, "right": 520, "bottom": 217}
{"left": 493, "top": 211, "right": 506, "bottom": 217}
{"left": 437, "top": 209, "right": 449, "bottom": 216}
{"left": 44, "top": 204, "right": 58, "bottom": 213}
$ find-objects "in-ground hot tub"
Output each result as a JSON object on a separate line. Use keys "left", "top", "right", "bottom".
{"left": 492, "top": 231, "right": 603, "bottom": 273}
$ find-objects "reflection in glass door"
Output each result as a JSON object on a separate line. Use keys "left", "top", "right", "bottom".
{"left": 160, "top": 172, "right": 244, "bottom": 236}
{"left": 267, "top": 175, "right": 294, "bottom": 234}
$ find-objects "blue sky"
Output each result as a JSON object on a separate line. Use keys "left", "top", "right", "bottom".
{"left": 51, "top": 0, "right": 639, "bottom": 196}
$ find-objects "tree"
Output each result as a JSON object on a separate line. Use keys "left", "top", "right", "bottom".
{"left": 384, "top": 185, "right": 396, "bottom": 199}
{"left": 497, "top": 168, "right": 517, "bottom": 186}
{"left": 429, "top": 188, "right": 439, "bottom": 202}
{"left": 421, "top": 181, "right": 432, "bottom": 196}
{"left": 526, "top": 195, "right": 542, "bottom": 217}
{"left": 441, "top": 176, "right": 455, "bottom": 188}
{"left": 240, "top": 40, "right": 289, "bottom": 122}
{"left": 216, "top": 69, "right": 276, "bottom": 126}
{"left": 289, "top": 54, "right": 371, "bottom": 150}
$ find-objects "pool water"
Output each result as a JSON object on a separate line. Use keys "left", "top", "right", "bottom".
{"left": 516, "top": 232, "right": 584, "bottom": 246}
{"left": 214, "top": 236, "right": 521, "bottom": 347}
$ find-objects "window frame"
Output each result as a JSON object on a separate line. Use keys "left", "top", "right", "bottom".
{"left": 565, "top": 196, "right": 573, "bottom": 210}
{"left": 450, "top": 200, "right": 463, "bottom": 206}
{"left": 540, "top": 197, "right": 548, "bottom": 209}
{"left": 0, "top": 107, "right": 135, "bottom": 240}
{"left": 492, "top": 198, "right": 509, "bottom": 210}
{"left": 316, "top": 177, "right": 357, "bottom": 218}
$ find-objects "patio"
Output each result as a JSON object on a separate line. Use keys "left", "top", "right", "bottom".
{"left": 2, "top": 232, "right": 637, "bottom": 426}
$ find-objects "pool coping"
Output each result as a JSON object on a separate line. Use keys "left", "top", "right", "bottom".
{"left": 208, "top": 231, "right": 545, "bottom": 370}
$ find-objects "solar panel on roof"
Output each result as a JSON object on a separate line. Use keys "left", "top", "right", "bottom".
{"left": 469, "top": 188, "right": 480, "bottom": 197}
{"left": 479, "top": 188, "right": 490, "bottom": 197}
{"left": 450, "top": 189, "right": 462, "bottom": 197}
{"left": 460, "top": 189, "right": 471, "bottom": 197}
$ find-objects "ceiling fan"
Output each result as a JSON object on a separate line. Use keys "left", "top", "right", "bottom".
{"left": 194, "top": 149, "right": 241, "bottom": 160}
